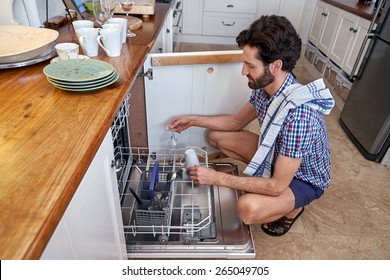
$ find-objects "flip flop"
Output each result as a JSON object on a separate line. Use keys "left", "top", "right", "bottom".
{"left": 261, "top": 207, "right": 305, "bottom": 237}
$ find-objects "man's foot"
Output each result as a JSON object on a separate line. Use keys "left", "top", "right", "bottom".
{"left": 261, "top": 207, "right": 304, "bottom": 236}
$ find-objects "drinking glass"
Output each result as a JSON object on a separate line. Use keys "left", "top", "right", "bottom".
{"left": 103, "top": 0, "right": 118, "bottom": 18}
{"left": 92, "top": 0, "right": 111, "bottom": 27}
{"left": 119, "top": 0, "right": 136, "bottom": 37}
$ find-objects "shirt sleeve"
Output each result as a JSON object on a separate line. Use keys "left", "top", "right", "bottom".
{"left": 278, "top": 119, "right": 313, "bottom": 159}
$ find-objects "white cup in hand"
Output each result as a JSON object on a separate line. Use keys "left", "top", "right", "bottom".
{"left": 185, "top": 149, "right": 200, "bottom": 169}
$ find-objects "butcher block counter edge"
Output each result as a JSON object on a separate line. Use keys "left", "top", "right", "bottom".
{"left": 0, "top": 4, "right": 170, "bottom": 259}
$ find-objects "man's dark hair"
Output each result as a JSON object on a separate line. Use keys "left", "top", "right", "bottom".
{"left": 236, "top": 15, "right": 302, "bottom": 72}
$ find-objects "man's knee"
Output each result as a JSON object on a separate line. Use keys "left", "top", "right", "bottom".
{"left": 207, "top": 130, "right": 221, "bottom": 148}
{"left": 237, "top": 195, "right": 267, "bottom": 225}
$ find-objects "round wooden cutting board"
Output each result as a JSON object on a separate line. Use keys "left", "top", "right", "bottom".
{"left": 128, "top": 16, "right": 143, "bottom": 30}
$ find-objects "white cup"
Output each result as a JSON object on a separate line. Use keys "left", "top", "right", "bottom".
{"left": 97, "top": 28, "right": 122, "bottom": 57}
{"left": 76, "top": 27, "right": 99, "bottom": 57}
{"left": 102, "top": 23, "right": 123, "bottom": 49}
{"left": 55, "top": 43, "right": 79, "bottom": 60}
{"left": 107, "top": 17, "right": 128, "bottom": 44}
{"left": 184, "top": 149, "right": 200, "bottom": 169}
{"left": 72, "top": 20, "right": 94, "bottom": 31}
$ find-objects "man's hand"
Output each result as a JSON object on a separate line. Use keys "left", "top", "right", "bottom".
{"left": 168, "top": 116, "right": 192, "bottom": 133}
{"left": 187, "top": 165, "right": 219, "bottom": 185}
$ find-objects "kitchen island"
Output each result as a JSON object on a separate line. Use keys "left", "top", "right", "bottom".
{"left": 0, "top": 3, "right": 170, "bottom": 259}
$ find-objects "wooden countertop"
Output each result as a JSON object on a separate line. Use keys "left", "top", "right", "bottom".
{"left": 0, "top": 3, "right": 170, "bottom": 260}
{"left": 321, "top": 0, "right": 377, "bottom": 20}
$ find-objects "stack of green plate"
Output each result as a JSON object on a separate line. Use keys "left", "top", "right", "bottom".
{"left": 43, "top": 59, "right": 119, "bottom": 91}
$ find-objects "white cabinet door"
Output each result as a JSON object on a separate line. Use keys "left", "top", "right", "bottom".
{"left": 317, "top": 4, "right": 340, "bottom": 55}
{"left": 143, "top": 51, "right": 252, "bottom": 154}
{"left": 328, "top": 11, "right": 357, "bottom": 67}
{"left": 151, "top": 9, "right": 173, "bottom": 53}
{"left": 308, "top": 1, "right": 327, "bottom": 44}
{"left": 182, "top": 0, "right": 204, "bottom": 35}
{"left": 41, "top": 129, "right": 126, "bottom": 260}
{"left": 277, "top": 0, "right": 305, "bottom": 31}
{"left": 342, "top": 17, "right": 370, "bottom": 76}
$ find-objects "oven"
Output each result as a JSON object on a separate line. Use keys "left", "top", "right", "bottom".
{"left": 111, "top": 93, "right": 255, "bottom": 259}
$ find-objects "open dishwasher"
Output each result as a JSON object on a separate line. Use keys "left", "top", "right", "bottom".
{"left": 112, "top": 96, "right": 255, "bottom": 259}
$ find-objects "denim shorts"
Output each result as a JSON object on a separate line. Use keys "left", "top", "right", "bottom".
{"left": 289, "top": 178, "right": 324, "bottom": 209}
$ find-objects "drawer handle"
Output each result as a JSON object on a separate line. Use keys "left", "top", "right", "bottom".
{"left": 222, "top": 21, "right": 236, "bottom": 26}
{"left": 227, "top": 4, "right": 234, "bottom": 8}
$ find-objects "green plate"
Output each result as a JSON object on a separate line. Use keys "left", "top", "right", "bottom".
{"left": 43, "top": 59, "right": 115, "bottom": 82}
{"left": 49, "top": 71, "right": 119, "bottom": 91}
{"left": 47, "top": 70, "right": 117, "bottom": 86}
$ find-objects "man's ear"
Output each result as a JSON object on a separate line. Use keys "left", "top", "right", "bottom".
{"left": 272, "top": 60, "right": 283, "bottom": 73}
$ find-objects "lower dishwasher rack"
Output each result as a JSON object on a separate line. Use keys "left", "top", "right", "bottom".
{"left": 119, "top": 147, "right": 255, "bottom": 259}
{"left": 123, "top": 147, "right": 215, "bottom": 244}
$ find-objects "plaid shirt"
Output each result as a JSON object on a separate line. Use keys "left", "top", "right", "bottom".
{"left": 249, "top": 73, "right": 331, "bottom": 189}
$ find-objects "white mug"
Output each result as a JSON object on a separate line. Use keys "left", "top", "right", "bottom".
{"left": 76, "top": 27, "right": 99, "bottom": 57}
{"left": 102, "top": 23, "right": 123, "bottom": 49}
{"left": 107, "top": 17, "right": 128, "bottom": 44}
{"left": 184, "top": 149, "right": 200, "bottom": 169}
{"left": 97, "top": 28, "right": 121, "bottom": 57}
{"left": 72, "top": 20, "right": 94, "bottom": 31}
{"left": 55, "top": 43, "right": 79, "bottom": 60}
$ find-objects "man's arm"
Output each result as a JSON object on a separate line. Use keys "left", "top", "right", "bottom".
{"left": 169, "top": 102, "right": 257, "bottom": 133}
{"left": 189, "top": 155, "right": 302, "bottom": 196}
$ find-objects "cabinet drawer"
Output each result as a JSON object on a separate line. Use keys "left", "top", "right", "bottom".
{"left": 203, "top": 12, "right": 255, "bottom": 37}
{"left": 204, "top": 0, "right": 257, "bottom": 14}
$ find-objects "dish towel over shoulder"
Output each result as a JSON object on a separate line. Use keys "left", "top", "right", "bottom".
{"left": 244, "top": 78, "right": 335, "bottom": 177}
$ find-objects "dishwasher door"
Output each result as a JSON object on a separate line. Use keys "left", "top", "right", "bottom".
{"left": 120, "top": 148, "right": 255, "bottom": 259}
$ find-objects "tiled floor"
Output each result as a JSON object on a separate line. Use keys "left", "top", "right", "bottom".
{"left": 179, "top": 43, "right": 390, "bottom": 259}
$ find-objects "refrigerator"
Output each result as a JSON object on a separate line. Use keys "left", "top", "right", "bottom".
{"left": 339, "top": 0, "right": 390, "bottom": 162}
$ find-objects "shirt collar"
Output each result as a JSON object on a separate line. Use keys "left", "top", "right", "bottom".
{"left": 265, "top": 72, "right": 295, "bottom": 105}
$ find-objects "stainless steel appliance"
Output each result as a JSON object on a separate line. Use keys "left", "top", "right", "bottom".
{"left": 111, "top": 95, "right": 255, "bottom": 259}
{"left": 339, "top": 0, "right": 390, "bottom": 161}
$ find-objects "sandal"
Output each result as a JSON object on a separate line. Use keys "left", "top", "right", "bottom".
{"left": 261, "top": 207, "right": 304, "bottom": 237}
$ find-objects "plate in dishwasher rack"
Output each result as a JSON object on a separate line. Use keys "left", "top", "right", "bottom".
{"left": 43, "top": 59, "right": 115, "bottom": 82}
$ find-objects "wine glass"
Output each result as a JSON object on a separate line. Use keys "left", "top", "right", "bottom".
{"left": 92, "top": 0, "right": 111, "bottom": 27}
{"left": 103, "top": 0, "right": 118, "bottom": 18}
{"left": 119, "top": 0, "right": 136, "bottom": 37}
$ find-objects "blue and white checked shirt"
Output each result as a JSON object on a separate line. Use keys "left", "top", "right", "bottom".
{"left": 249, "top": 73, "right": 331, "bottom": 190}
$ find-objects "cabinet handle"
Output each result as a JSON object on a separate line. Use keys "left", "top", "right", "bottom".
{"left": 349, "top": 27, "right": 358, "bottom": 33}
{"left": 227, "top": 4, "right": 234, "bottom": 8}
{"left": 321, "top": 12, "right": 328, "bottom": 16}
{"left": 222, "top": 21, "right": 235, "bottom": 26}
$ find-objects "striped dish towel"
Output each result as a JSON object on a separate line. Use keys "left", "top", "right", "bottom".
{"left": 244, "top": 78, "right": 335, "bottom": 177}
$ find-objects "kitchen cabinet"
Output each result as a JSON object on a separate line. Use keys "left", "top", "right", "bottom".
{"left": 328, "top": 12, "right": 370, "bottom": 75}
{"left": 182, "top": 0, "right": 204, "bottom": 35}
{"left": 41, "top": 129, "right": 126, "bottom": 260}
{"left": 151, "top": 7, "right": 174, "bottom": 53}
{"left": 181, "top": 0, "right": 256, "bottom": 44}
{"left": 257, "top": 0, "right": 306, "bottom": 33}
{"left": 143, "top": 50, "right": 252, "bottom": 154}
{"left": 181, "top": 0, "right": 312, "bottom": 45}
{"left": 308, "top": 1, "right": 340, "bottom": 55}
{"left": 307, "top": 0, "right": 371, "bottom": 76}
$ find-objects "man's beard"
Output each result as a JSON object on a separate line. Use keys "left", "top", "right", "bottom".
{"left": 247, "top": 65, "right": 275, "bottom": 89}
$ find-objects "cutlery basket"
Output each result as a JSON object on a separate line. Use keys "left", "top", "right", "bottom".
{"left": 134, "top": 169, "right": 171, "bottom": 229}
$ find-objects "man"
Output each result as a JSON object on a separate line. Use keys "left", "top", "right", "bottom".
{"left": 168, "top": 15, "right": 334, "bottom": 236}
